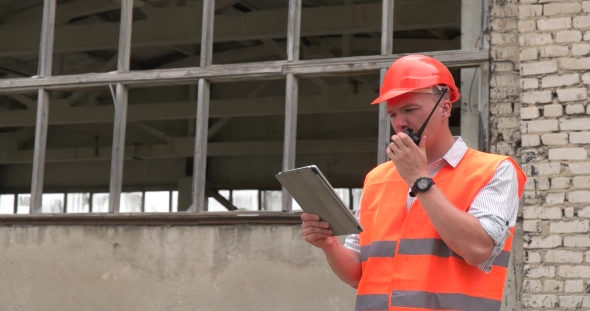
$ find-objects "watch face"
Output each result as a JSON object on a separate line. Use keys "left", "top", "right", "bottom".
{"left": 417, "top": 178, "right": 430, "bottom": 190}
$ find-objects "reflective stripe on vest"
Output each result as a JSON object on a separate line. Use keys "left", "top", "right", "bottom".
{"left": 356, "top": 291, "right": 502, "bottom": 311}
{"left": 361, "top": 238, "right": 511, "bottom": 268}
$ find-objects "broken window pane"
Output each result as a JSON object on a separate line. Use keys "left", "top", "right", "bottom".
{"left": 67, "top": 193, "right": 90, "bottom": 213}
{"left": 232, "top": 190, "right": 259, "bottom": 211}
{"left": 120, "top": 192, "right": 143, "bottom": 213}
{"left": 92, "top": 193, "right": 109, "bottom": 213}
{"left": 207, "top": 190, "right": 230, "bottom": 212}
{"left": 0, "top": 194, "right": 15, "bottom": 214}
{"left": 17, "top": 194, "right": 30, "bottom": 214}
{"left": 261, "top": 191, "right": 282, "bottom": 211}
{"left": 41, "top": 194, "right": 65, "bottom": 213}
{"left": 144, "top": 191, "right": 170, "bottom": 213}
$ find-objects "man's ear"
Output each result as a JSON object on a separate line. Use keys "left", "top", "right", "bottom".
{"left": 440, "top": 100, "right": 452, "bottom": 119}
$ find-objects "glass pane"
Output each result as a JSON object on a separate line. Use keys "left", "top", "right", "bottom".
{"left": 352, "top": 188, "right": 363, "bottom": 210}
{"left": 144, "top": 191, "right": 170, "bottom": 213}
{"left": 16, "top": 194, "right": 30, "bottom": 214}
{"left": 334, "top": 188, "right": 351, "bottom": 208}
{"left": 172, "top": 191, "right": 178, "bottom": 212}
{"left": 261, "top": 190, "right": 282, "bottom": 211}
{"left": 232, "top": 190, "right": 259, "bottom": 211}
{"left": 120, "top": 192, "right": 143, "bottom": 213}
{"left": 67, "top": 193, "right": 90, "bottom": 213}
{"left": 92, "top": 193, "right": 109, "bottom": 213}
{"left": 0, "top": 195, "right": 14, "bottom": 214}
{"left": 41, "top": 193, "right": 65, "bottom": 213}
{"left": 0, "top": 4, "right": 42, "bottom": 79}
{"left": 207, "top": 190, "right": 230, "bottom": 212}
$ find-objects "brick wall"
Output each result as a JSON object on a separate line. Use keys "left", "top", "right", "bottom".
{"left": 490, "top": 0, "right": 590, "bottom": 309}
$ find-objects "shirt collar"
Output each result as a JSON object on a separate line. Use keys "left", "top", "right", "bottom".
{"left": 438, "top": 136, "right": 468, "bottom": 168}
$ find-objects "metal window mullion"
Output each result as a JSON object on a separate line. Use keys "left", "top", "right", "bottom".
{"left": 281, "top": 0, "right": 302, "bottom": 212}
{"left": 478, "top": 0, "right": 491, "bottom": 152}
{"left": 108, "top": 0, "right": 134, "bottom": 213}
{"left": 30, "top": 0, "right": 57, "bottom": 214}
{"left": 377, "top": 0, "right": 394, "bottom": 165}
{"left": 192, "top": 0, "right": 215, "bottom": 213}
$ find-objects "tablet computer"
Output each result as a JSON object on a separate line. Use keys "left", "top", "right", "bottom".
{"left": 275, "top": 165, "right": 363, "bottom": 236}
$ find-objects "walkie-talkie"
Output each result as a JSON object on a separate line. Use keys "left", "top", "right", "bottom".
{"left": 399, "top": 87, "right": 449, "bottom": 146}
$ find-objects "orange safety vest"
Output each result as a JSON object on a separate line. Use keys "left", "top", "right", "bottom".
{"left": 356, "top": 148, "right": 526, "bottom": 311}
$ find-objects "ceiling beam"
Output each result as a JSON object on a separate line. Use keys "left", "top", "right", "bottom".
{"left": 0, "top": 137, "right": 378, "bottom": 164}
{"left": 0, "top": 1, "right": 459, "bottom": 56}
{"left": 0, "top": 49, "right": 487, "bottom": 93}
{"left": 0, "top": 90, "right": 378, "bottom": 127}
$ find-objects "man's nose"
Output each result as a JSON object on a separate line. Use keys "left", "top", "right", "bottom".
{"left": 393, "top": 116, "right": 409, "bottom": 133}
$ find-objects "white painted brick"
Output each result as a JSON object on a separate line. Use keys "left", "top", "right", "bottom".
{"left": 544, "top": 280, "right": 564, "bottom": 292}
{"left": 545, "top": 250, "right": 585, "bottom": 263}
{"left": 520, "top": 33, "right": 554, "bottom": 46}
{"left": 561, "top": 118, "right": 590, "bottom": 130}
{"left": 565, "top": 206, "right": 575, "bottom": 218}
{"left": 559, "top": 296, "right": 590, "bottom": 308}
{"left": 587, "top": 104, "right": 590, "bottom": 114}
{"left": 564, "top": 235, "right": 590, "bottom": 247}
{"left": 521, "top": 78, "right": 539, "bottom": 89}
{"left": 525, "top": 179, "right": 536, "bottom": 190}
{"left": 525, "top": 162, "right": 562, "bottom": 176}
{"left": 569, "top": 162, "right": 590, "bottom": 174}
{"left": 520, "top": 5, "right": 543, "bottom": 18}
{"left": 522, "top": 119, "right": 559, "bottom": 133}
{"left": 522, "top": 91, "right": 553, "bottom": 104}
{"left": 524, "top": 220, "right": 542, "bottom": 232}
{"left": 544, "top": 2, "right": 582, "bottom": 16}
{"left": 524, "top": 280, "right": 543, "bottom": 293}
{"left": 573, "top": 43, "right": 590, "bottom": 56}
{"left": 578, "top": 206, "right": 590, "bottom": 217}
{"left": 570, "top": 131, "right": 590, "bottom": 143}
{"left": 550, "top": 220, "right": 589, "bottom": 233}
{"left": 546, "top": 192, "right": 565, "bottom": 204}
{"left": 524, "top": 191, "right": 542, "bottom": 204}
{"left": 522, "top": 134, "right": 541, "bottom": 147}
{"left": 568, "top": 190, "right": 590, "bottom": 202}
{"left": 538, "top": 17, "right": 572, "bottom": 30}
{"left": 560, "top": 57, "right": 590, "bottom": 70}
{"left": 557, "top": 88, "right": 588, "bottom": 102}
{"left": 491, "top": 103, "right": 513, "bottom": 115}
{"left": 525, "top": 251, "right": 542, "bottom": 263}
{"left": 544, "top": 104, "right": 564, "bottom": 117}
{"left": 493, "top": 62, "right": 514, "bottom": 72}
{"left": 491, "top": 19, "right": 518, "bottom": 32}
{"left": 565, "top": 280, "right": 584, "bottom": 293}
{"left": 548, "top": 148, "right": 587, "bottom": 160}
{"left": 574, "top": 15, "right": 590, "bottom": 28}
{"left": 585, "top": 1, "right": 590, "bottom": 13}
{"left": 587, "top": 251, "right": 590, "bottom": 262}
{"left": 559, "top": 266, "right": 590, "bottom": 278}
{"left": 521, "top": 106, "right": 540, "bottom": 119}
{"left": 566, "top": 103, "right": 586, "bottom": 114}
{"left": 524, "top": 235, "right": 562, "bottom": 248}
{"left": 542, "top": 133, "right": 568, "bottom": 145}
{"left": 491, "top": 32, "right": 517, "bottom": 45}
{"left": 521, "top": 60, "right": 558, "bottom": 75}
{"left": 551, "top": 177, "right": 571, "bottom": 189}
{"left": 522, "top": 294, "right": 557, "bottom": 308}
{"left": 582, "top": 72, "right": 590, "bottom": 84}
{"left": 520, "top": 48, "right": 538, "bottom": 61}
{"left": 524, "top": 265, "right": 556, "bottom": 278}
{"left": 524, "top": 206, "right": 562, "bottom": 219}
{"left": 556, "top": 30, "right": 583, "bottom": 42}
{"left": 541, "top": 73, "right": 579, "bottom": 87}
{"left": 584, "top": 30, "right": 590, "bottom": 40}
{"left": 519, "top": 20, "right": 537, "bottom": 33}
{"left": 573, "top": 176, "right": 590, "bottom": 188}
{"left": 491, "top": 75, "right": 520, "bottom": 87}
{"left": 536, "top": 178, "right": 551, "bottom": 190}
{"left": 496, "top": 117, "right": 519, "bottom": 129}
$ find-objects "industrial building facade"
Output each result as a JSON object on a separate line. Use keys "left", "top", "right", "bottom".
{"left": 0, "top": 0, "right": 587, "bottom": 310}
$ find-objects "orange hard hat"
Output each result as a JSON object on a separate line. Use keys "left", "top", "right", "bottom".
{"left": 371, "top": 54, "right": 460, "bottom": 105}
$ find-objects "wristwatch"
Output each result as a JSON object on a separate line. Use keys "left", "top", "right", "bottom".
{"left": 409, "top": 177, "right": 435, "bottom": 197}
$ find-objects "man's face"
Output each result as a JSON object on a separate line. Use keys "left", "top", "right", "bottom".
{"left": 386, "top": 92, "right": 450, "bottom": 144}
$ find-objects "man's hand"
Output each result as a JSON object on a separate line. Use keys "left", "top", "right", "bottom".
{"left": 387, "top": 132, "right": 429, "bottom": 187}
{"left": 301, "top": 213, "right": 337, "bottom": 249}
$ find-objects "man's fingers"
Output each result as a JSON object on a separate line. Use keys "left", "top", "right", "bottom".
{"left": 393, "top": 133, "right": 411, "bottom": 147}
{"left": 301, "top": 213, "right": 320, "bottom": 221}
{"left": 301, "top": 220, "right": 330, "bottom": 229}
{"left": 302, "top": 227, "right": 333, "bottom": 237}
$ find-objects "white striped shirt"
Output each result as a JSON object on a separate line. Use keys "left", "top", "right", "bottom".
{"left": 343, "top": 137, "right": 519, "bottom": 273}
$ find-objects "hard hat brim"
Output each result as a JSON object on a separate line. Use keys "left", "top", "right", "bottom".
{"left": 370, "top": 88, "right": 423, "bottom": 105}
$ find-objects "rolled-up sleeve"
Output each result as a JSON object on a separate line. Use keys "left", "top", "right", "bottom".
{"left": 343, "top": 209, "right": 361, "bottom": 255}
{"left": 468, "top": 160, "right": 519, "bottom": 273}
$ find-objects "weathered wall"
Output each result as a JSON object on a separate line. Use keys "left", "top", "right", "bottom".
{"left": 490, "top": 0, "right": 590, "bottom": 310}
{"left": 0, "top": 225, "right": 355, "bottom": 311}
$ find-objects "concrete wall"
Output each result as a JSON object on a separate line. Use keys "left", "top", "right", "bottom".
{"left": 0, "top": 225, "right": 355, "bottom": 311}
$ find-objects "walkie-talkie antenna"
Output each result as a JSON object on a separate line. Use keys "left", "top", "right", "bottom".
{"left": 414, "top": 87, "right": 449, "bottom": 139}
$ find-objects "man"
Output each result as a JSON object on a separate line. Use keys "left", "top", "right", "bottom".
{"left": 300, "top": 55, "right": 526, "bottom": 311}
